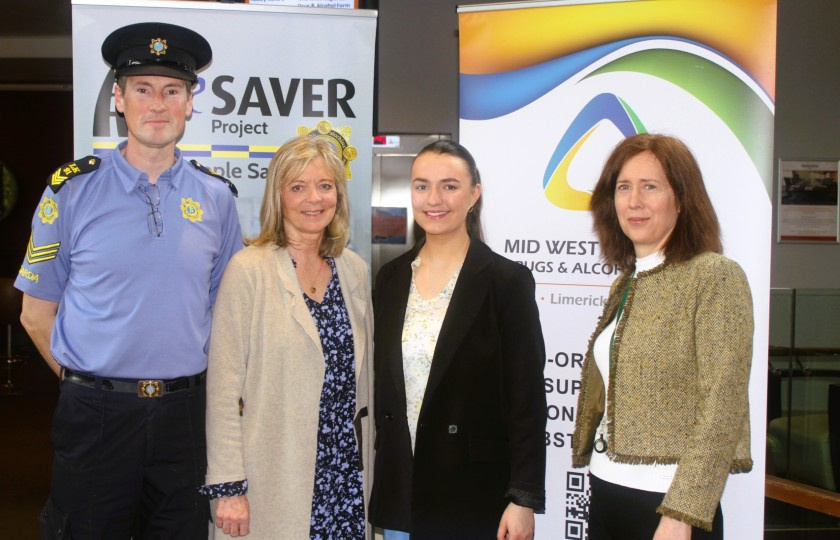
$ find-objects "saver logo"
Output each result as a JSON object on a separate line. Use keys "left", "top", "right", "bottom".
{"left": 298, "top": 120, "right": 358, "bottom": 180}
{"left": 543, "top": 93, "right": 645, "bottom": 211}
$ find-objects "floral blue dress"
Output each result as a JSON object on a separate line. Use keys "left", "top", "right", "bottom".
{"left": 199, "top": 257, "right": 365, "bottom": 538}
{"left": 303, "top": 257, "right": 365, "bottom": 540}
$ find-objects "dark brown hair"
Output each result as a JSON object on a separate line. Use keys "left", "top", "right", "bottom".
{"left": 414, "top": 140, "right": 484, "bottom": 242}
{"left": 116, "top": 75, "right": 192, "bottom": 93}
{"left": 590, "top": 134, "right": 722, "bottom": 270}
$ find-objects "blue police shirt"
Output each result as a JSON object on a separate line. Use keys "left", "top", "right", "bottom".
{"left": 14, "top": 142, "right": 243, "bottom": 378}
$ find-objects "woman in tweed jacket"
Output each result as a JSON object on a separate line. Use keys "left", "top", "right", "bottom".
{"left": 572, "top": 134, "right": 754, "bottom": 540}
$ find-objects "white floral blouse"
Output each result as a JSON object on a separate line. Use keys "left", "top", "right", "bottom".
{"left": 402, "top": 256, "right": 462, "bottom": 451}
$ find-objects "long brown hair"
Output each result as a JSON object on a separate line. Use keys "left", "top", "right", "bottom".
{"left": 590, "top": 134, "right": 722, "bottom": 271}
{"left": 250, "top": 136, "right": 350, "bottom": 257}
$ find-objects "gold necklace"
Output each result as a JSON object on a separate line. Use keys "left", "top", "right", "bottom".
{"left": 308, "top": 258, "right": 324, "bottom": 295}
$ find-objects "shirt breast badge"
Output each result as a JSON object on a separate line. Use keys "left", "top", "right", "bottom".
{"left": 38, "top": 197, "right": 58, "bottom": 224}
{"left": 180, "top": 198, "right": 203, "bottom": 222}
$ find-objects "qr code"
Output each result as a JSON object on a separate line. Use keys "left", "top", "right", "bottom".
{"left": 564, "top": 471, "right": 589, "bottom": 540}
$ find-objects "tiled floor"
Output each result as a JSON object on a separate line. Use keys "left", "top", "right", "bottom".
{"left": 1, "top": 350, "right": 57, "bottom": 540}
{"left": 3, "top": 336, "right": 838, "bottom": 539}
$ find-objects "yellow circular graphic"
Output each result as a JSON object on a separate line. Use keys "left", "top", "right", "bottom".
{"left": 297, "top": 120, "right": 357, "bottom": 180}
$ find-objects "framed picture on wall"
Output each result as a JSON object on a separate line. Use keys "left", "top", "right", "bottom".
{"left": 777, "top": 160, "right": 839, "bottom": 243}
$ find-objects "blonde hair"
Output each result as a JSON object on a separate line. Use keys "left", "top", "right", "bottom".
{"left": 250, "top": 136, "right": 350, "bottom": 257}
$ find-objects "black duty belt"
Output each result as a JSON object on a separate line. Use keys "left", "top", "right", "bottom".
{"left": 63, "top": 368, "right": 206, "bottom": 398}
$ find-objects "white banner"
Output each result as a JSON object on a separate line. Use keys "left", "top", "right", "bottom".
{"left": 72, "top": 0, "right": 376, "bottom": 262}
{"left": 459, "top": 1, "right": 774, "bottom": 538}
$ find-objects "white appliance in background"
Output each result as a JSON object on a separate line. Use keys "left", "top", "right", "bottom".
{"left": 370, "top": 133, "right": 450, "bottom": 281}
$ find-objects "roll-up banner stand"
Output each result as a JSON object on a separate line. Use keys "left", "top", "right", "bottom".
{"left": 459, "top": 1, "right": 774, "bottom": 538}
{"left": 72, "top": 0, "right": 377, "bottom": 263}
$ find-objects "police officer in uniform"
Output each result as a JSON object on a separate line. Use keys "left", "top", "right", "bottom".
{"left": 15, "top": 22, "right": 242, "bottom": 539}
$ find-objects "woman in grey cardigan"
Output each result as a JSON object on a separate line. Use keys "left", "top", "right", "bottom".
{"left": 572, "top": 134, "right": 753, "bottom": 540}
{"left": 201, "top": 136, "right": 374, "bottom": 539}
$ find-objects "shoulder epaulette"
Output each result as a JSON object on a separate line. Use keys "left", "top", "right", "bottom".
{"left": 190, "top": 160, "right": 239, "bottom": 198}
{"left": 48, "top": 156, "right": 100, "bottom": 193}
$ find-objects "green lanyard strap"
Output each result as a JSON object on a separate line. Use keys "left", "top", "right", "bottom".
{"left": 595, "top": 276, "right": 633, "bottom": 454}
{"left": 608, "top": 277, "right": 633, "bottom": 368}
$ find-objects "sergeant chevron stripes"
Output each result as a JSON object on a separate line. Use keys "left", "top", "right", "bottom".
{"left": 26, "top": 235, "right": 60, "bottom": 264}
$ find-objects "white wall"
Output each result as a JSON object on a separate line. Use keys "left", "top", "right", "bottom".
{"left": 772, "top": 0, "right": 840, "bottom": 288}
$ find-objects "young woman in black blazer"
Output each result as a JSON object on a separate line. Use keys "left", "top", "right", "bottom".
{"left": 368, "top": 141, "right": 547, "bottom": 540}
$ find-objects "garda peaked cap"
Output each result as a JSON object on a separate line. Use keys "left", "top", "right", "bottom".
{"left": 102, "top": 22, "right": 211, "bottom": 83}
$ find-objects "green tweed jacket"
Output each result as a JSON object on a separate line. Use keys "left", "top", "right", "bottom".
{"left": 572, "top": 252, "right": 754, "bottom": 531}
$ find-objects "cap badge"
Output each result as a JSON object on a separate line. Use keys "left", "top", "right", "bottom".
{"left": 149, "top": 38, "right": 168, "bottom": 56}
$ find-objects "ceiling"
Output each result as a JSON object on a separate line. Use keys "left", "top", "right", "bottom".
{"left": 0, "top": 1, "right": 377, "bottom": 85}
{"left": 0, "top": 1, "right": 72, "bottom": 85}
{"left": 1, "top": 0, "right": 71, "bottom": 37}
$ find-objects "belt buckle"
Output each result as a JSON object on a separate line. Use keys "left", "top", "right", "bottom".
{"left": 138, "top": 380, "right": 163, "bottom": 398}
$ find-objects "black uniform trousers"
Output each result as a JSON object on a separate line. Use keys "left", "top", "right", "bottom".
{"left": 40, "top": 377, "right": 210, "bottom": 539}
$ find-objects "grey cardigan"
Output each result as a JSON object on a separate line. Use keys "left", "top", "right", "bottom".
{"left": 205, "top": 244, "right": 374, "bottom": 539}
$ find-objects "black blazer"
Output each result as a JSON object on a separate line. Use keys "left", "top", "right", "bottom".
{"left": 368, "top": 239, "right": 546, "bottom": 539}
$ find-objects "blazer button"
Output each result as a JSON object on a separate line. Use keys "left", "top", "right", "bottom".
{"left": 448, "top": 424, "right": 458, "bottom": 434}
{"left": 385, "top": 414, "right": 394, "bottom": 421}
